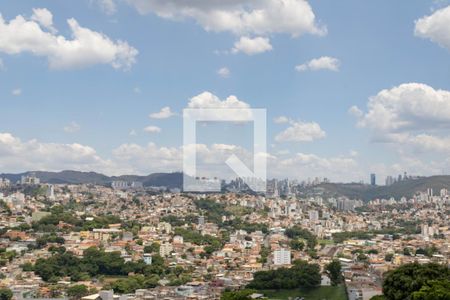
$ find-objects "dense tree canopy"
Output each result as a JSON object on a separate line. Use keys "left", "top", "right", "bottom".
{"left": 411, "top": 279, "right": 450, "bottom": 300}
{"left": 144, "top": 242, "right": 160, "bottom": 254}
{"left": 194, "top": 199, "right": 230, "bottom": 225}
{"left": 0, "top": 289, "right": 12, "bottom": 300}
{"left": 174, "top": 227, "right": 222, "bottom": 255}
{"left": 289, "top": 239, "right": 305, "bottom": 251}
{"left": 285, "top": 226, "right": 317, "bottom": 249}
{"left": 34, "top": 247, "right": 165, "bottom": 282}
{"left": 382, "top": 263, "right": 450, "bottom": 300}
{"left": 332, "top": 231, "right": 373, "bottom": 244}
{"left": 105, "top": 275, "right": 159, "bottom": 294}
{"left": 67, "top": 285, "right": 90, "bottom": 299}
{"left": 326, "top": 260, "right": 343, "bottom": 285}
{"left": 246, "top": 260, "right": 321, "bottom": 290}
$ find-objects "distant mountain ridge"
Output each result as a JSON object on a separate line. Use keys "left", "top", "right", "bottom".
{"left": 0, "top": 170, "right": 183, "bottom": 188}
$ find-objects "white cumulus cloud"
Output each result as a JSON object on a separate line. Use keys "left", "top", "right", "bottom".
{"left": 143, "top": 126, "right": 161, "bottom": 133}
{"left": 275, "top": 120, "right": 326, "bottom": 142}
{"left": 0, "top": 9, "right": 138, "bottom": 70}
{"left": 351, "top": 83, "right": 450, "bottom": 154}
{"left": 232, "top": 36, "right": 273, "bottom": 55}
{"left": 353, "top": 83, "right": 450, "bottom": 132}
{"left": 125, "top": 0, "right": 325, "bottom": 55}
{"left": 188, "top": 91, "right": 250, "bottom": 110}
{"left": 217, "top": 67, "right": 230, "bottom": 78}
{"left": 0, "top": 132, "right": 367, "bottom": 182}
{"left": 126, "top": 0, "right": 326, "bottom": 37}
{"left": 415, "top": 5, "right": 450, "bottom": 51}
{"left": 31, "top": 8, "right": 57, "bottom": 33}
{"left": 149, "top": 107, "right": 175, "bottom": 119}
{"left": 186, "top": 91, "right": 253, "bottom": 121}
{"left": 0, "top": 133, "right": 113, "bottom": 173}
{"left": 296, "top": 56, "right": 340, "bottom": 72}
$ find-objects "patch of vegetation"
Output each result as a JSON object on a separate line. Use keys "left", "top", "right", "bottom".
{"left": 34, "top": 247, "right": 165, "bottom": 283}
{"left": 381, "top": 263, "right": 450, "bottom": 300}
{"left": 285, "top": 226, "right": 317, "bottom": 249}
{"left": 325, "top": 260, "right": 343, "bottom": 286}
{"left": 332, "top": 231, "right": 373, "bottom": 243}
{"left": 247, "top": 260, "right": 321, "bottom": 290}
{"left": 194, "top": 198, "right": 230, "bottom": 224}
{"left": 260, "top": 285, "right": 347, "bottom": 300}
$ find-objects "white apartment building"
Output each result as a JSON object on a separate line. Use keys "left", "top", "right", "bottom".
{"left": 273, "top": 248, "right": 291, "bottom": 266}
{"left": 160, "top": 242, "right": 173, "bottom": 257}
{"left": 309, "top": 210, "right": 319, "bottom": 222}
{"left": 157, "top": 222, "right": 172, "bottom": 234}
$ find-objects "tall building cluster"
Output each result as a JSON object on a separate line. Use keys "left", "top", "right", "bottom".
{"left": 0, "top": 178, "right": 10, "bottom": 188}
{"left": 336, "top": 198, "right": 362, "bottom": 211}
{"left": 385, "top": 172, "right": 416, "bottom": 186}
{"left": 20, "top": 174, "right": 40, "bottom": 185}
{"left": 111, "top": 181, "right": 144, "bottom": 190}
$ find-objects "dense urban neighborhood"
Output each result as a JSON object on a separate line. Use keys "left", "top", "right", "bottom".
{"left": 0, "top": 174, "right": 448, "bottom": 300}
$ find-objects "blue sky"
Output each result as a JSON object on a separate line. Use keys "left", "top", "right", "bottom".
{"left": 1, "top": 0, "right": 450, "bottom": 183}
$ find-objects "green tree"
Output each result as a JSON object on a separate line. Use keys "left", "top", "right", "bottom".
{"left": 403, "top": 247, "right": 412, "bottom": 256}
{"left": 21, "top": 262, "right": 34, "bottom": 272}
{"left": 285, "top": 226, "right": 317, "bottom": 249}
{"left": 357, "top": 253, "right": 368, "bottom": 262}
{"left": 67, "top": 285, "right": 89, "bottom": 299}
{"left": 326, "top": 260, "right": 343, "bottom": 285}
{"left": 144, "top": 242, "right": 160, "bottom": 254}
{"left": 290, "top": 239, "right": 305, "bottom": 251}
{"left": 246, "top": 260, "right": 320, "bottom": 290}
{"left": 415, "top": 246, "right": 437, "bottom": 258}
{"left": 382, "top": 263, "right": 450, "bottom": 300}
{"left": 0, "top": 288, "right": 12, "bottom": 300}
{"left": 411, "top": 279, "right": 450, "bottom": 300}
{"left": 106, "top": 275, "right": 158, "bottom": 293}
{"left": 258, "top": 246, "right": 270, "bottom": 264}
{"left": 33, "top": 247, "right": 133, "bottom": 282}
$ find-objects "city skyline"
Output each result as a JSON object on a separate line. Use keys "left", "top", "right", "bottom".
{"left": 1, "top": 1, "right": 450, "bottom": 183}
{"left": 0, "top": 165, "right": 434, "bottom": 189}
